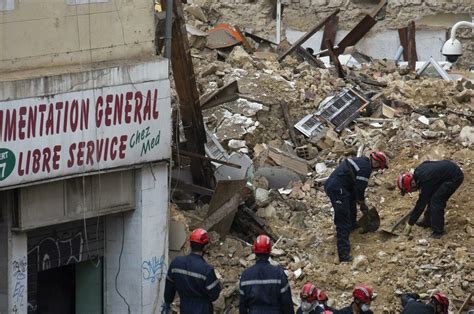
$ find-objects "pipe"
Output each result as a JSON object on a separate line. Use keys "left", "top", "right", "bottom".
{"left": 164, "top": 0, "right": 173, "bottom": 59}
{"left": 276, "top": 0, "right": 281, "bottom": 44}
{"left": 449, "top": 21, "right": 474, "bottom": 40}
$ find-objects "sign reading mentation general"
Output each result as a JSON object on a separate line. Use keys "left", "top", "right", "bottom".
{"left": 0, "top": 80, "right": 171, "bottom": 188}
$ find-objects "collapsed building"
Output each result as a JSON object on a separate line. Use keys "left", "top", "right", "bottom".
{"left": 0, "top": 0, "right": 472, "bottom": 313}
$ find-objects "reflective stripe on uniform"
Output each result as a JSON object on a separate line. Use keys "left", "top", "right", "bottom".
{"left": 239, "top": 289, "right": 245, "bottom": 295}
{"left": 206, "top": 279, "right": 220, "bottom": 290}
{"left": 240, "top": 279, "right": 281, "bottom": 286}
{"left": 356, "top": 176, "right": 369, "bottom": 182}
{"left": 166, "top": 275, "right": 174, "bottom": 282}
{"left": 171, "top": 268, "right": 207, "bottom": 280}
{"left": 347, "top": 159, "right": 360, "bottom": 172}
{"left": 280, "top": 283, "right": 290, "bottom": 293}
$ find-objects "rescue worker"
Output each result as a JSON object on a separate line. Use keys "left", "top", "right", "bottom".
{"left": 337, "top": 285, "right": 374, "bottom": 314}
{"left": 239, "top": 234, "right": 294, "bottom": 314}
{"left": 324, "top": 152, "right": 389, "bottom": 262}
{"left": 296, "top": 283, "right": 335, "bottom": 314}
{"left": 163, "top": 228, "right": 222, "bottom": 314}
{"left": 397, "top": 160, "right": 464, "bottom": 238}
{"left": 317, "top": 289, "right": 336, "bottom": 312}
{"left": 400, "top": 292, "right": 450, "bottom": 314}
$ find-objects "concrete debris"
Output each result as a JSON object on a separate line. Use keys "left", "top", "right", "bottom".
{"left": 459, "top": 126, "right": 474, "bottom": 146}
{"left": 171, "top": 4, "right": 474, "bottom": 312}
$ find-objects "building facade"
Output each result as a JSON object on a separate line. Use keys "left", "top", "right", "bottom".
{"left": 0, "top": 1, "right": 170, "bottom": 313}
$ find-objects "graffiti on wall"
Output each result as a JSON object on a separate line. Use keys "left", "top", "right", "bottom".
{"left": 27, "top": 232, "right": 83, "bottom": 273}
{"left": 142, "top": 255, "right": 165, "bottom": 283}
{"left": 11, "top": 256, "right": 27, "bottom": 313}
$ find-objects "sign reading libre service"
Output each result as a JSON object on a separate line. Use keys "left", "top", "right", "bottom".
{"left": 0, "top": 80, "right": 171, "bottom": 188}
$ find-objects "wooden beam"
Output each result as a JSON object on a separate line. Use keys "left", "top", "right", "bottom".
{"left": 369, "top": 0, "right": 387, "bottom": 18}
{"left": 320, "top": 14, "right": 339, "bottom": 52}
{"left": 398, "top": 27, "right": 409, "bottom": 61}
{"left": 170, "top": 0, "right": 213, "bottom": 187}
{"left": 277, "top": 9, "right": 340, "bottom": 62}
{"left": 407, "top": 21, "right": 417, "bottom": 72}
{"left": 326, "top": 39, "right": 345, "bottom": 78}
{"left": 280, "top": 101, "right": 299, "bottom": 146}
{"left": 174, "top": 149, "right": 242, "bottom": 169}
{"left": 334, "top": 15, "right": 377, "bottom": 56}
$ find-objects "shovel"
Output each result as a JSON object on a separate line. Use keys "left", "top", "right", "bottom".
{"left": 380, "top": 209, "right": 413, "bottom": 237}
{"left": 357, "top": 207, "right": 380, "bottom": 233}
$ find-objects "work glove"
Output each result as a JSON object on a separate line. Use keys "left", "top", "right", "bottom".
{"left": 161, "top": 303, "right": 171, "bottom": 314}
{"left": 403, "top": 223, "right": 413, "bottom": 236}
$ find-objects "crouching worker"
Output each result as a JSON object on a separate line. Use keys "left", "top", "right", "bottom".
{"left": 400, "top": 292, "right": 449, "bottom": 314}
{"left": 239, "top": 235, "right": 294, "bottom": 314}
{"left": 338, "top": 285, "right": 374, "bottom": 314}
{"left": 163, "top": 228, "right": 222, "bottom": 314}
{"left": 397, "top": 160, "right": 464, "bottom": 238}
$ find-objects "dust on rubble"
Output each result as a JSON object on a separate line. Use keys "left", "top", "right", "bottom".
{"left": 169, "top": 6, "right": 474, "bottom": 313}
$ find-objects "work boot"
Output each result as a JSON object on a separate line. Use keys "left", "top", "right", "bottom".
{"left": 430, "top": 231, "right": 446, "bottom": 239}
{"left": 416, "top": 219, "right": 431, "bottom": 228}
{"left": 339, "top": 255, "right": 353, "bottom": 263}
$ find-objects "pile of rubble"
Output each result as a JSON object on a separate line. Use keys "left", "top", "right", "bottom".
{"left": 168, "top": 3, "right": 474, "bottom": 313}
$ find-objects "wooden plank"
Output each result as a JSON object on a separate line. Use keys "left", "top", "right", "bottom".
{"left": 326, "top": 39, "right": 345, "bottom": 78}
{"left": 171, "top": 0, "right": 213, "bottom": 187}
{"left": 277, "top": 9, "right": 340, "bottom": 62}
{"left": 234, "top": 25, "right": 255, "bottom": 53}
{"left": 320, "top": 15, "right": 339, "bottom": 52}
{"left": 268, "top": 146, "right": 309, "bottom": 175}
{"left": 295, "top": 46, "right": 326, "bottom": 68}
{"left": 407, "top": 21, "right": 418, "bottom": 72}
{"left": 457, "top": 293, "right": 473, "bottom": 314}
{"left": 334, "top": 15, "right": 377, "bottom": 56}
{"left": 398, "top": 27, "right": 409, "bottom": 61}
{"left": 280, "top": 101, "right": 299, "bottom": 146}
{"left": 202, "top": 180, "right": 248, "bottom": 238}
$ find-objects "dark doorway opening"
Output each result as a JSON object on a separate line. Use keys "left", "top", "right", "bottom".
{"left": 37, "top": 264, "right": 75, "bottom": 314}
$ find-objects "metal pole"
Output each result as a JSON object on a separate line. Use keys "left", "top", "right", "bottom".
{"left": 164, "top": 0, "right": 173, "bottom": 58}
{"left": 276, "top": 0, "right": 281, "bottom": 44}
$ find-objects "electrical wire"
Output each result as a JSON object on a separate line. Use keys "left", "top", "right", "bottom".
{"left": 115, "top": 212, "right": 131, "bottom": 314}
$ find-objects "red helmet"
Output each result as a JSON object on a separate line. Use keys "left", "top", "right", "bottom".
{"left": 189, "top": 228, "right": 209, "bottom": 245}
{"left": 370, "top": 151, "right": 389, "bottom": 169}
{"left": 317, "top": 290, "right": 328, "bottom": 302}
{"left": 252, "top": 235, "right": 272, "bottom": 254}
{"left": 300, "top": 283, "right": 319, "bottom": 302}
{"left": 431, "top": 292, "right": 449, "bottom": 313}
{"left": 397, "top": 172, "right": 414, "bottom": 193}
{"left": 353, "top": 285, "right": 373, "bottom": 304}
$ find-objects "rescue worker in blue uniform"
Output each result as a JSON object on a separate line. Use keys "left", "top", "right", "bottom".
{"left": 400, "top": 292, "right": 450, "bottom": 314}
{"left": 397, "top": 160, "right": 464, "bottom": 238}
{"left": 337, "top": 285, "right": 374, "bottom": 314}
{"left": 239, "top": 235, "right": 294, "bottom": 314}
{"left": 163, "top": 228, "right": 222, "bottom": 314}
{"left": 324, "top": 152, "right": 389, "bottom": 262}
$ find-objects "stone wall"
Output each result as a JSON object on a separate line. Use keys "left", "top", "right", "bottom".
{"left": 191, "top": 0, "right": 473, "bottom": 66}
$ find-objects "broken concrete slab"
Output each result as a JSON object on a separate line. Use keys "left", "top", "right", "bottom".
{"left": 254, "top": 166, "right": 302, "bottom": 189}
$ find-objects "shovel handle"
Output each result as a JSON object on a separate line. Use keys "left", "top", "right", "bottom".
{"left": 391, "top": 210, "right": 413, "bottom": 232}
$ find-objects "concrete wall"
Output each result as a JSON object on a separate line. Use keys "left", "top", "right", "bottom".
{"left": 0, "top": 0, "right": 156, "bottom": 73}
{"left": 105, "top": 163, "right": 169, "bottom": 314}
